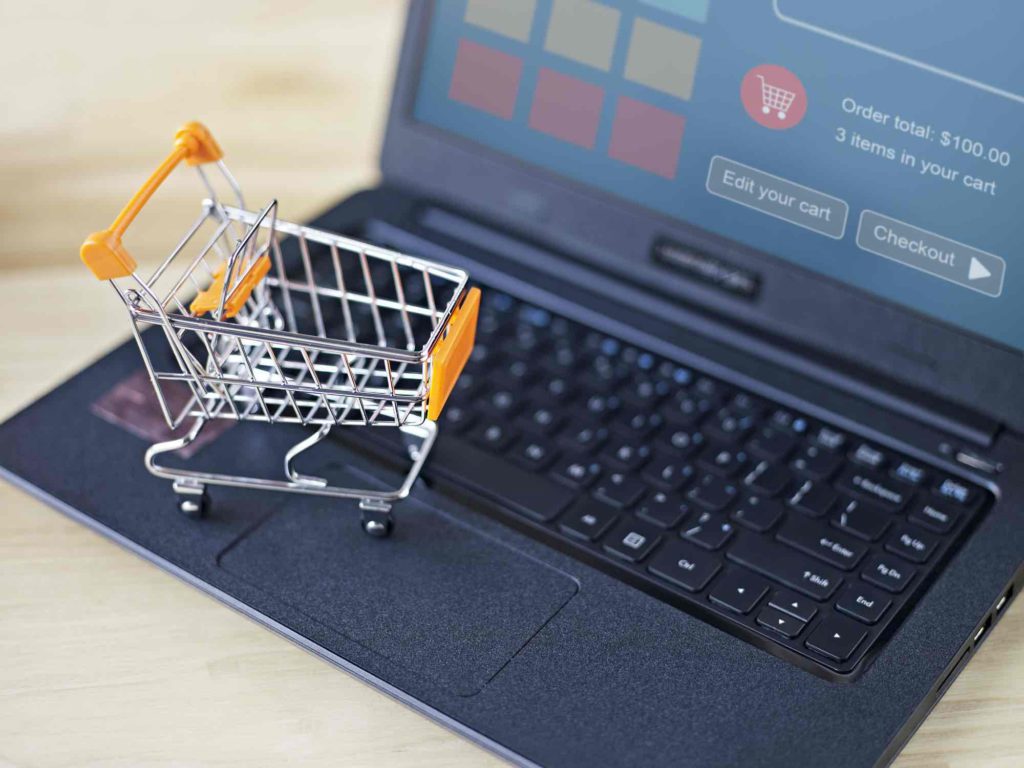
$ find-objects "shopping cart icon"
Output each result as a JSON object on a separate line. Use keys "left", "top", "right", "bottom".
{"left": 756, "top": 73, "right": 797, "bottom": 120}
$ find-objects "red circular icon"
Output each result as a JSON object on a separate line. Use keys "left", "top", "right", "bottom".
{"left": 741, "top": 64, "right": 807, "bottom": 130}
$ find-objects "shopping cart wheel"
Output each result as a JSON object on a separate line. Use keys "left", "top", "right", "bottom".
{"left": 174, "top": 482, "right": 208, "bottom": 519}
{"left": 777, "top": 111, "right": 787, "bottom": 120}
{"left": 360, "top": 501, "right": 393, "bottom": 538}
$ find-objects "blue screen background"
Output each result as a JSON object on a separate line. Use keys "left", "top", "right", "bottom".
{"left": 415, "top": 0, "right": 1024, "bottom": 352}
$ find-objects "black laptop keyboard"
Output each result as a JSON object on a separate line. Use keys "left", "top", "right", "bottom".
{"left": 389, "top": 286, "right": 990, "bottom": 680}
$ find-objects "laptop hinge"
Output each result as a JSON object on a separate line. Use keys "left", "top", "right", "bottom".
{"left": 404, "top": 204, "right": 1001, "bottom": 448}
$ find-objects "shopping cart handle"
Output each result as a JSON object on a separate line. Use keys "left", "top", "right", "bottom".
{"left": 80, "top": 122, "right": 223, "bottom": 281}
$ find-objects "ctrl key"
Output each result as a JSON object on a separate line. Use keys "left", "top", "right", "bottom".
{"left": 648, "top": 540, "right": 721, "bottom": 592}
{"left": 805, "top": 613, "right": 868, "bottom": 662}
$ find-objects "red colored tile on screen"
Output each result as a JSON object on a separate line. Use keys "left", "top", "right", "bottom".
{"left": 448, "top": 38, "right": 523, "bottom": 119}
{"left": 528, "top": 68, "right": 605, "bottom": 149}
{"left": 608, "top": 96, "right": 686, "bottom": 179}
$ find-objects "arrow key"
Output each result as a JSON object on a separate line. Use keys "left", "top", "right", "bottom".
{"left": 757, "top": 606, "right": 806, "bottom": 638}
{"left": 709, "top": 569, "right": 770, "bottom": 615}
{"left": 805, "top": 613, "right": 868, "bottom": 662}
{"left": 768, "top": 589, "right": 818, "bottom": 623}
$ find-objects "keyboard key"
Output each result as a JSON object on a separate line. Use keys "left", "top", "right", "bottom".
{"left": 687, "top": 474, "right": 738, "bottom": 512}
{"left": 747, "top": 426, "right": 797, "bottom": 462}
{"left": 908, "top": 498, "right": 960, "bottom": 534}
{"left": 682, "top": 511, "right": 735, "bottom": 550}
{"left": 830, "top": 497, "right": 890, "bottom": 542}
{"left": 642, "top": 453, "right": 695, "bottom": 491}
{"left": 603, "top": 518, "right": 661, "bottom": 563}
{"left": 510, "top": 437, "right": 558, "bottom": 471}
{"left": 612, "top": 409, "right": 665, "bottom": 440}
{"left": 776, "top": 517, "right": 868, "bottom": 571}
{"left": 789, "top": 480, "right": 838, "bottom": 517}
{"left": 551, "top": 455, "right": 601, "bottom": 489}
{"left": 697, "top": 444, "right": 748, "bottom": 477}
{"left": 490, "top": 358, "right": 535, "bottom": 389}
{"left": 805, "top": 613, "right": 867, "bottom": 662}
{"left": 743, "top": 461, "right": 792, "bottom": 497}
{"left": 757, "top": 606, "right": 806, "bottom": 638}
{"left": 729, "top": 391, "right": 766, "bottom": 414}
{"left": 770, "top": 409, "right": 808, "bottom": 435}
{"left": 727, "top": 533, "right": 843, "bottom": 600}
{"left": 790, "top": 444, "right": 843, "bottom": 481}
{"left": 709, "top": 570, "right": 770, "bottom": 614}
{"left": 703, "top": 408, "right": 756, "bottom": 445}
{"left": 891, "top": 460, "right": 928, "bottom": 486}
{"left": 469, "top": 421, "right": 518, "bottom": 453}
{"left": 486, "top": 388, "right": 522, "bottom": 416}
{"left": 658, "top": 427, "right": 705, "bottom": 457}
{"left": 850, "top": 443, "right": 886, "bottom": 469}
{"left": 440, "top": 404, "right": 475, "bottom": 433}
{"left": 884, "top": 525, "right": 938, "bottom": 564}
{"left": 515, "top": 404, "right": 563, "bottom": 435}
{"left": 862, "top": 555, "right": 916, "bottom": 593}
{"left": 594, "top": 472, "right": 646, "bottom": 508}
{"left": 535, "top": 376, "right": 574, "bottom": 403}
{"left": 778, "top": 518, "right": 868, "bottom": 573}
{"left": 431, "top": 437, "right": 573, "bottom": 522}
{"left": 560, "top": 498, "right": 619, "bottom": 541}
{"left": 663, "top": 391, "right": 716, "bottom": 425}
{"left": 618, "top": 377, "right": 670, "bottom": 409}
{"left": 600, "top": 439, "right": 652, "bottom": 472}
{"left": 934, "top": 477, "right": 976, "bottom": 507}
{"left": 768, "top": 589, "right": 818, "bottom": 623}
{"left": 584, "top": 393, "right": 622, "bottom": 419}
{"left": 559, "top": 418, "right": 609, "bottom": 453}
{"left": 730, "top": 495, "right": 784, "bottom": 533}
{"left": 636, "top": 492, "right": 690, "bottom": 529}
{"left": 836, "top": 468, "right": 908, "bottom": 510}
{"left": 693, "top": 376, "right": 724, "bottom": 399}
{"left": 813, "top": 427, "right": 847, "bottom": 452}
{"left": 648, "top": 540, "right": 721, "bottom": 592}
{"left": 835, "top": 584, "right": 891, "bottom": 625}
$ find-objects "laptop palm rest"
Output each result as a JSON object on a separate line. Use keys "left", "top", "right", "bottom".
{"left": 218, "top": 496, "right": 579, "bottom": 697}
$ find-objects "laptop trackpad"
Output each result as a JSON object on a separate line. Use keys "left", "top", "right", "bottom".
{"left": 218, "top": 500, "right": 578, "bottom": 696}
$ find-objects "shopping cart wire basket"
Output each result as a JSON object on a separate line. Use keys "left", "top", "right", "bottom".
{"left": 81, "top": 122, "right": 480, "bottom": 536}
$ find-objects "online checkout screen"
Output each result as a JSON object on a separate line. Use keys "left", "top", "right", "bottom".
{"left": 415, "top": 1, "right": 1023, "bottom": 352}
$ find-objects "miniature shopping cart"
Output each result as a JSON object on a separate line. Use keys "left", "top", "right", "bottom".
{"left": 756, "top": 74, "right": 796, "bottom": 120}
{"left": 81, "top": 122, "right": 480, "bottom": 536}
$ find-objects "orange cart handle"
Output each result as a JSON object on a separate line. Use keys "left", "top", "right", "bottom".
{"left": 80, "top": 122, "right": 224, "bottom": 280}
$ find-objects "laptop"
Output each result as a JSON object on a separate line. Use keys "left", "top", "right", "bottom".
{"left": 1, "top": 1, "right": 1021, "bottom": 766}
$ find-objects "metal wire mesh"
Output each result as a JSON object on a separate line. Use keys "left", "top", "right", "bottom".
{"left": 124, "top": 200, "right": 468, "bottom": 431}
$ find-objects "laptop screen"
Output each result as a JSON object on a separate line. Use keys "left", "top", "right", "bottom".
{"left": 413, "top": 1, "right": 1022, "bottom": 353}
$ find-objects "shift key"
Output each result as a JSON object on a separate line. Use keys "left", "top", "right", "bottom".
{"left": 727, "top": 532, "right": 842, "bottom": 600}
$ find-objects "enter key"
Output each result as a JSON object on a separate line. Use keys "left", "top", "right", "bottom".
{"left": 777, "top": 516, "right": 869, "bottom": 571}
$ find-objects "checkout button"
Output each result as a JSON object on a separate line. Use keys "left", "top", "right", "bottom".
{"left": 856, "top": 211, "right": 1005, "bottom": 298}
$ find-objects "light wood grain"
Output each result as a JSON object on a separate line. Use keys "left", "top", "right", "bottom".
{"left": 0, "top": 2, "right": 1021, "bottom": 767}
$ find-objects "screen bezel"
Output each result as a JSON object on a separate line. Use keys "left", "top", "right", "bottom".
{"left": 380, "top": 0, "right": 1023, "bottom": 432}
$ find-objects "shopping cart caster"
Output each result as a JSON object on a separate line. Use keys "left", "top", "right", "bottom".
{"left": 174, "top": 481, "right": 208, "bottom": 519}
{"left": 360, "top": 500, "right": 393, "bottom": 538}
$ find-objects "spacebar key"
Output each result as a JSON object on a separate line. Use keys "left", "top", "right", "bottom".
{"left": 430, "top": 437, "right": 575, "bottom": 522}
{"left": 726, "top": 533, "right": 842, "bottom": 600}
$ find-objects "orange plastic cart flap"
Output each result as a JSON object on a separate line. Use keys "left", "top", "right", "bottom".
{"left": 427, "top": 287, "right": 481, "bottom": 421}
{"left": 190, "top": 254, "right": 271, "bottom": 319}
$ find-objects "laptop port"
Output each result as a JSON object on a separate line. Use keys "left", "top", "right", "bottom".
{"left": 996, "top": 584, "right": 1014, "bottom": 615}
{"left": 973, "top": 615, "right": 992, "bottom": 645}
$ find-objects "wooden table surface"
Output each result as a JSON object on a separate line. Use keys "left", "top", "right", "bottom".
{"left": 1, "top": 2, "right": 1021, "bottom": 766}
